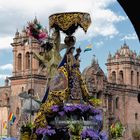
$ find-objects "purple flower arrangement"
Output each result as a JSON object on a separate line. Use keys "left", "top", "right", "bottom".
{"left": 51, "top": 105, "right": 60, "bottom": 112}
{"left": 51, "top": 104, "right": 102, "bottom": 119}
{"left": 81, "top": 128, "right": 99, "bottom": 140}
{"left": 99, "top": 131, "right": 108, "bottom": 140}
{"left": 36, "top": 125, "right": 56, "bottom": 136}
{"left": 81, "top": 129, "right": 108, "bottom": 140}
{"left": 35, "top": 104, "right": 106, "bottom": 139}
{"left": 58, "top": 111, "right": 65, "bottom": 116}
{"left": 95, "top": 114, "right": 103, "bottom": 122}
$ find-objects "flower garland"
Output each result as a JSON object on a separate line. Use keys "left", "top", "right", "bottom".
{"left": 26, "top": 20, "right": 54, "bottom": 52}
{"left": 27, "top": 20, "right": 48, "bottom": 42}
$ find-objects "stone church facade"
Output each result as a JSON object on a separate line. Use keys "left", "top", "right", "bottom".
{"left": 0, "top": 78, "right": 11, "bottom": 137}
{"left": 0, "top": 18, "right": 48, "bottom": 137}
{"left": 0, "top": 20, "right": 140, "bottom": 139}
{"left": 83, "top": 44, "right": 140, "bottom": 140}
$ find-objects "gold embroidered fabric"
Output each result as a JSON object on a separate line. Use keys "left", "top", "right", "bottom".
{"left": 33, "top": 65, "right": 69, "bottom": 129}
{"left": 49, "top": 12, "right": 91, "bottom": 34}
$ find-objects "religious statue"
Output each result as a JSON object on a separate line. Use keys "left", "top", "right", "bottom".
{"left": 29, "top": 12, "right": 92, "bottom": 140}
{"left": 66, "top": 47, "right": 89, "bottom": 102}
{"left": 31, "top": 44, "right": 91, "bottom": 138}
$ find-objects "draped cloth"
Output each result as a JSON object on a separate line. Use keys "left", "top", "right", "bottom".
{"left": 33, "top": 54, "right": 69, "bottom": 130}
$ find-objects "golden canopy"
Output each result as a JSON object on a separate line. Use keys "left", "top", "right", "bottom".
{"left": 49, "top": 12, "right": 91, "bottom": 35}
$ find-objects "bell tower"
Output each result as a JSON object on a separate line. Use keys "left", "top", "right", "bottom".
{"left": 9, "top": 18, "right": 47, "bottom": 137}
{"left": 106, "top": 43, "right": 140, "bottom": 89}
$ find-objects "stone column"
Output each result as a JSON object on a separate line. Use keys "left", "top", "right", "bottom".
{"left": 22, "top": 46, "right": 25, "bottom": 75}
{"left": 12, "top": 48, "right": 17, "bottom": 76}
{"left": 133, "top": 70, "right": 137, "bottom": 88}
{"left": 116, "top": 69, "right": 120, "bottom": 84}
{"left": 125, "top": 68, "right": 131, "bottom": 86}
{"left": 107, "top": 67, "right": 112, "bottom": 83}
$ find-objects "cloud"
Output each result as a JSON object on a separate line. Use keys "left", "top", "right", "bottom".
{"left": 56, "top": 0, "right": 126, "bottom": 41}
{"left": 0, "top": 64, "right": 13, "bottom": 70}
{"left": 96, "top": 41, "right": 104, "bottom": 46}
{"left": 0, "top": 36, "right": 13, "bottom": 50}
{"left": 94, "top": 41, "right": 104, "bottom": 49}
{"left": 121, "top": 33, "right": 138, "bottom": 41}
{"left": 0, "top": 0, "right": 126, "bottom": 41}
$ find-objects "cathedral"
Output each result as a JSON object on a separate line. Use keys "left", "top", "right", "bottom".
{"left": 0, "top": 19, "right": 140, "bottom": 140}
{"left": 83, "top": 44, "right": 140, "bottom": 139}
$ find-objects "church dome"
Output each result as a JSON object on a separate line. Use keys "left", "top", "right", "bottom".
{"left": 82, "top": 57, "right": 107, "bottom": 93}
{"left": 82, "top": 58, "right": 106, "bottom": 80}
{"left": 117, "top": 43, "right": 135, "bottom": 58}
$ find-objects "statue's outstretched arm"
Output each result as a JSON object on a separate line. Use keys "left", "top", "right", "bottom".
{"left": 33, "top": 52, "right": 45, "bottom": 62}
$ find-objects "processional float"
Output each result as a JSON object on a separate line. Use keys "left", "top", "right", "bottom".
{"left": 20, "top": 12, "right": 108, "bottom": 140}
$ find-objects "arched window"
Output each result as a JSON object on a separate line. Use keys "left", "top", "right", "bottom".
{"left": 25, "top": 52, "right": 30, "bottom": 69}
{"left": 5, "top": 93, "right": 9, "bottom": 105}
{"left": 108, "top": 95, "right": 113, "bottom": 113}
{"left": 0, "top": 100, "right": 2, "bottom": 106}
{"left": 17, "top": 53, "right": 22, "bottom": 70}
{"left": 16, "top": 107, "right": 20, "bottom": 115}
{"left": 21, "top": 87, "right": 24, "bottom": 92}
{"left": 112, "top": 71, "right": 116, "bottom": 83}
{"left": 135, "top": 113, "right": 138, "bottom": 120}
{"left": 119, "top": 70, "right": 123, "bottom": 84}
{"left": 131, "top": 71, "right": 134, "bottom": 86}
{"left": 137, "top": 72, "right": 139, "bottom": 87}
{"left": 97, "top": 92, "right": 102, "bottom": 99}
{"left": 115, "top": 97, "right": 119, "bottom": 109}
{"left": 7, "top": 97, "right": 9, "bottom": 105}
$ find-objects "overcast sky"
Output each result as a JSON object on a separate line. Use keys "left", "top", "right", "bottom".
{"left": 0, "top": 0, "right": 140, "bottom": 86}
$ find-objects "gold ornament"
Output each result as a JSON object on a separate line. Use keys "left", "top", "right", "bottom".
{"left": 49, "top": 12, "right": 91, "bottom": 35}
